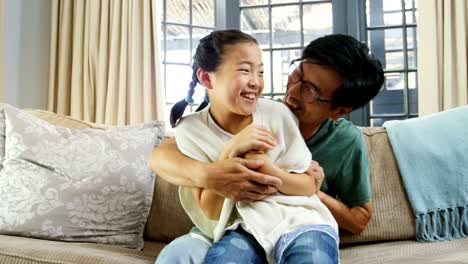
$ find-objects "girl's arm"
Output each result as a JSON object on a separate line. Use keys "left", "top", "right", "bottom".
{"left": 221, "top": 124, "right": 315, "bottom": 196}
{"left": 244, "top": 152, "right": 316, "bottom": 197}
{"left": 192, "top": 187, "right": 225, "bottom": 220}
{"left": 193, "top": 125, "right": 280, "bottom": 220}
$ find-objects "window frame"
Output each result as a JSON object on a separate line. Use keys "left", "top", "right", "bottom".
{"left": 364, "top": 0, "right": 418, "bottom": 126}
{"left": 161, "top": 0, "right": 217, "bottom": 115}
{"left": 160, "top": 0, "right": 418, "bottom": 127}
{"left": 239, "top": 0, "right": 333, "bottom": 101}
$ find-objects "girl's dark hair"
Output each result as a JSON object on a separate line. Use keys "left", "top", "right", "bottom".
{"left": 170, "top": 30, "right": 258, "bottom": 127}
{"left": 300, "top": 34, "right": 384, "bottom": 110}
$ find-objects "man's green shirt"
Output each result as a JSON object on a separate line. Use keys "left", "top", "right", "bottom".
{"left": 306, "top": 118, "right": 371, "bottom": 207}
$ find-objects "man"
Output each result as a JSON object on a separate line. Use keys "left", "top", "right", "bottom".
{"left": 151, "top": 34, "right": 384, "bottom": 263}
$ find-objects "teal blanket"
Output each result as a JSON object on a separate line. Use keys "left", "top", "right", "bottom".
{"left": 384, "top": 106, "right": 468, "bottom": 242}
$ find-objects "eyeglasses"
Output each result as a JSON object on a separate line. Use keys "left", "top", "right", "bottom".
{"left": 288, "top": 60, "right": 333, "bottom": 104}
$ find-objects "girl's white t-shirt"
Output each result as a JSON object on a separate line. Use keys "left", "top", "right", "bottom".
{"left": 175, "top": 98, "right": 337, "bottom": 262}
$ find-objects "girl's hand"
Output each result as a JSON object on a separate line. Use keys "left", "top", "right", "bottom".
{"left": 220, "top": 124, "right": 277, "bottom": 160}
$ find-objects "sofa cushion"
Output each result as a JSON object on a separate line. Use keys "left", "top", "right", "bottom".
{"left": 25, "top": 108, "right": 103, "bottom": 130}
{"left": 144, "top": 176, "right": 193, "bottom": 242}
{"left": 0, "top": 104, "right": 164, "bottom": 249}
{"left": 340, "top": 127, "right": 415, "bottom": 244}
{"left": 340, "top": 238, "right": 468, "bottom": 264}
{"left": 0, "top": 234, "right": 163, "bottom": 264}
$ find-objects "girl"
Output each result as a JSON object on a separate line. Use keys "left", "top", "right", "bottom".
{"left": 170, "top": 30, "right": 338, "bottom": 264}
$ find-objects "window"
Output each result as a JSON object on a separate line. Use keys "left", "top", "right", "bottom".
{"left": 365, "top": 0, "right": 418, "bottom": 126}
{"left": 161, "top": 0, "right": 216, "bottom": 128}
{"left": 160, "top": 0, "right": 418, "bottom": 127}
{"left": 240, "top": 0, "right": 333, "bottom": 101}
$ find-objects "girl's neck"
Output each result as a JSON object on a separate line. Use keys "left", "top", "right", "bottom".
{"left": 209, "top": 108, "right": 253, "bottom": 135}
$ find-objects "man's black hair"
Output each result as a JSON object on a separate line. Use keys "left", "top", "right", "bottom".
{"left": 301, "top": 34, "right": 384, "bottom": 110}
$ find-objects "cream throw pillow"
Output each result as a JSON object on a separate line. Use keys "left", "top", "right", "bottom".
{"left": 0, "top": 104, "right": 164, "bottom": 249}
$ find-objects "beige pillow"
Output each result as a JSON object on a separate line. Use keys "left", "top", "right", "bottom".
{"left": 0, "top": 104, "right": 164, "bottom": 249}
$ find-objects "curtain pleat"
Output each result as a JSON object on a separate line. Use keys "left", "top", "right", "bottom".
{"left": 418, "top": 0, "right": 468, "bottom": 115}
{"left": 48, "top": 0, "right": 164, "bottom": 125}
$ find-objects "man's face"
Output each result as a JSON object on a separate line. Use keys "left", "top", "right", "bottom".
{"left": 284, "top": 61, "right": 344, "bottom": 139}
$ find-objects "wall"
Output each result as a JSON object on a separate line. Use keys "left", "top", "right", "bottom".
{"left": 2, "top": 0, "right": 51, "bottom": 109}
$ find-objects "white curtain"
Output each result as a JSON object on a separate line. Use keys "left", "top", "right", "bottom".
{"left": 418, "top": 0, "right": 468, "bottom": 116}
{"left": 48, "top": 0, "right": 165, "bottom": 125}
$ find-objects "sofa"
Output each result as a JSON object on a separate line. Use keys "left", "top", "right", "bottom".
{"left": 0, "top": 109, "right": 467, "bottom": 264}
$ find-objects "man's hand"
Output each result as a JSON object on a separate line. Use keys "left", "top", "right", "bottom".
{"left": 203, "top": 157, "right": 282, "bottom": 202}
{"left": 305, "top": 160, "right": 325, "bottom": 194}
{"left": 220, "top": 125, "right": 277, "bottom": 160}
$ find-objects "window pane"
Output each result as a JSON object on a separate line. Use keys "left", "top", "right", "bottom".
{"left": 272, "top": 49, "right": 301, "bottom": 94}
{"left": 192, "top": 28, "right": 213, "bottom": 59}
{"left": 165, "top": 64, "right": 193, "bottom": 104}
{"left": 241, "top": 8, "right": 270, "bottom": 49}
{"left": 166, "top": 25, "right": 191, "bottom": 64}
{"left": 409, "top": 71, "right": 418, "bottom": 114}
{"left": 167, "top": 0, "right": 189, "bottom": 24}
{"left": 407, "top": 27, "right": 417, "bottom": 69}
{"left": 384, "top": 72, "right": 404, "bottom": 91}
{"left": 405, "top": 0, "right": 418, "bottom": 23}
{"left": 303, "top": 3, "right": 332, "bottom": 44}
{"left": 371, "top": 88, "right": 405, "bottom": 115}
{"left": 271, "top": 0, "right": 299, "bottom": 4}
{"left": 272, "top": 95, "right": 285, "bottom": 102}
{"left": 405, "top": 0, "right": 415, "bottom": 10}
{"left": 272, "top": 6, "right": 300, "bottom": 48}
{"left": 193, "top": 0, "right": 215, "bottom": 27}
{"left": 368, "top": 28, "right": 404, "bottom": 70}
{"left": 262, "top": 51, "right": 272, "bottom": 95}
{"left": 407, "top": 27, "right": 415, "bottom": 49}
{"left": 240, "top": 0, "right": 268, "bottom": 6}
{"left": 405, "top": 10, "right": 417, "bottom": 24}
{"left": 367, "top": 0, "right": 403, "bottom": 27}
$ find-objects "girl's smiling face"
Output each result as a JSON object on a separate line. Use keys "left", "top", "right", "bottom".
{"left": 205, "top": 41, "right": 264, "bottom": 132}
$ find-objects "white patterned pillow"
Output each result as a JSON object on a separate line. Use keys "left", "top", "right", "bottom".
{"left": 0, "top": 104, "right": 164, "bottom": 249}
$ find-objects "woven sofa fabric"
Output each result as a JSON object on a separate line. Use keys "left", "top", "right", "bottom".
{"left": 340, "top": 238, "right": 468, "bottom": 264}
{"left": 0, "top": 234, "right": 162, "bottom": 264}
{"left": 144, "top": 176, "right": 193, "bottom": 242}
{"left": 25, "top": 109, "right": 99, "bottom": 130}
{"left": 340, "top": 127, "right": 415, "bottom": 244}
{"left": 0, "top": 105, "right": 164, "bottom": 249}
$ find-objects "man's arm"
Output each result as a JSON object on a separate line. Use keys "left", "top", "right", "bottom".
{"left": 149, "top": 137, "right": 282, "bottom": 201}
{"left": 317, "top": 191, "right": 373, "bottom": 234}
{"left": 244, "top": 152, "right": 316, "bottom": 196}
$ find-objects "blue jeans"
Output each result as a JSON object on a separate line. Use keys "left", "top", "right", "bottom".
{"left": 203, "top": 227, "right": 338, "bottom": 264}
{"left": 155, "top": 234, "right": 210, "bottom": 264}
{"left": 155, "top": 228, "right": 338, "bottom": 264}
{"left": 278, "top": 228, "right": 338, "bottom": 264}
{"left": 203, "top": 228, "right": 267, "bottom": 264}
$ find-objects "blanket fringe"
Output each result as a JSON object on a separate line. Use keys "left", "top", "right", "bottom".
{"left": 416, "top": 205, "right": 468, "bottom": 242}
